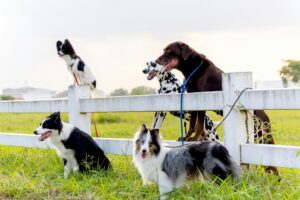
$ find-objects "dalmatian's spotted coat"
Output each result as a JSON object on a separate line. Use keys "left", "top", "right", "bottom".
{"left": 142, "top": 61, "right": 219, "bottom": 142}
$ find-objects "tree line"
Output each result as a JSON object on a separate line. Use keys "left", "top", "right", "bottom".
{"left": 110, "top": 86, "right": 156, "bottom": 96}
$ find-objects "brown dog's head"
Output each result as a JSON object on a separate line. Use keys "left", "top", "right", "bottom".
{"left": 156, "top": 41, "right": 195, "bottom": 72}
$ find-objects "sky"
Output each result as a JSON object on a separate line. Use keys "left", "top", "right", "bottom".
{"left": 0, "top": 0, "right": 299, "bottom": 95}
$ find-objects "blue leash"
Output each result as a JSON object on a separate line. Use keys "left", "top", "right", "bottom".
{"left": 179, "top": 60, "right": 204, "bottom": 145}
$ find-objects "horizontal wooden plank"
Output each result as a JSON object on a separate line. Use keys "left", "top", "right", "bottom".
{"left": 79, "top": 92, "right": 223, "bottom": 112}
{"left": 2, "top": 133, "right": 300, "bottom": 169}
{"left": 241, "top": 144, "right": 300, "bottom": 168}
{"left": 0, "top": 99, "right": 68, "bottom": 113}
{"left": 1, "top": 89, "right": 300, "bottom": 113}
{"left": 0, "top": 133, "right": 187, "bottom": 155}
{"left": 239, "top": 89, "right": 300, "bottom": 110}
{"left": 0, "top": 133, "right": 49, "bottom": 148}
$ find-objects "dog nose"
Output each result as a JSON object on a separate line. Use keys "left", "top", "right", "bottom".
{"left": 142, "top": 69, "right": 148, "bottom": 74}
{"left": 33, "top": 130, "right": 38, "bottom": 135}
{"left": 142, "top": 149, "right": 147, "bottom": 153}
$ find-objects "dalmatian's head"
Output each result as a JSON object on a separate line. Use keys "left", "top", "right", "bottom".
{"left": 142, "top": 61, "right": 166, "bottom": 80}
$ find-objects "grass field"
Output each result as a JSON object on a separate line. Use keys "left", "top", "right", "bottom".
{"left": 0, "top": 110, "right": 300, "bottom": 199}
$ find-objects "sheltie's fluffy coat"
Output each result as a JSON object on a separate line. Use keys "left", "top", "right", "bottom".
{"left": 34, "top": 112, "right": 111, "bottom": 178}
{"left": 133, "top": 124, "right": 240, "bottom": 198}
{"left": 56, "top": 39, "right": 97, "bottom": 90}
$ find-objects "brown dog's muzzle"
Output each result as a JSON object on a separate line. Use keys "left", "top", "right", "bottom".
{"left": 156, "top": 56, "right": 179, "bottom": 72}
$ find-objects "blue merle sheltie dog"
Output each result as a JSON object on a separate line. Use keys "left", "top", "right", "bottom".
{"left": 34, "top": 112, "right": 111, "bottom": 178}
{"left": 133, "top": 124, "right": 240, "bottom": 198}
{"left": 56, "top": 39, "right": 97, "bottom": 90}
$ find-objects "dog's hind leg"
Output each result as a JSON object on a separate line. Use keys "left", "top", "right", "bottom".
{"left": 187, "top": 111, "right": 205, "bottom": 141}
{"left": 151, "top": 111, "right": 167, "bottom": 129}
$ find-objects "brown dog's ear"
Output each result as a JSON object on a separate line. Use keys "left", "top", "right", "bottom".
{"left": 180, "top": 43, "right": 193, "bottom": 60}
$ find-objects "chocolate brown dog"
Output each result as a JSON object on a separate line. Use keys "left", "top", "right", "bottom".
{"left": 156, "top": 41, "right": 278, "bottom": 174}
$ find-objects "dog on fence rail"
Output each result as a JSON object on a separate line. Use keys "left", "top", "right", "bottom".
{"left": 155, "top": 41, "right": 278, "bottom": 175}
{"left": 133, "top": 124, "right": 240, "bottom": 199}
{"left": 142, "top": 60, "right": 219, "bottom": 142}
{"left": 33, "top": 112, "right": 111, "bottom": 178}
{"left": 56, "top": 39, "right": 97, "bottom": 90}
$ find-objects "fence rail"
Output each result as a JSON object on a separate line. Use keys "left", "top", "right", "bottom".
{"left": 0, "top": 72, "right": 300, "bottom": 169}
{"left": 1, "top": 89, "right": 300, "bottom": 113}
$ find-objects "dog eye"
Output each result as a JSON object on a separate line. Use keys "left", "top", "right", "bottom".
{"left": 136, "top": 139, "right": 144, "bottom": 144}
{"left": 149, "top": 141, "right": 153, "bottom": 145}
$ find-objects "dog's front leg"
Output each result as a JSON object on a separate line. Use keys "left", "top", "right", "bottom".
{"left": 178, "top": 111, "right": 196, "bottom": 141}
{"left": 63, "top": 158, "right": 71, "bottom": 178}
{"left": 188, "top": 111, "right": 206, "bottom": 141}
{"left": 151, "top": 112, "right": 166, "bottom": 129}
{"left": 158, "top": 172, "right": 173, "bottom": 200}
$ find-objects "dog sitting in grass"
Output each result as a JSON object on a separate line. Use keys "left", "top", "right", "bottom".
{"left": 133, "top": 124, "right": 240, "bottom": 199}
{"left": 34, "top": 112, "right": 111, "bottom": 178}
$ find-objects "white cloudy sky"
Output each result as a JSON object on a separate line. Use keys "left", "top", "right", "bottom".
{"left": 0, "top": 0, "right": 299, "bottom": 95}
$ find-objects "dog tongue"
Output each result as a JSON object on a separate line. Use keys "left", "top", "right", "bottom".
{"left": 164, "top": 59, "right": 178, "bottom": 72}
{"left": 39, "top": 131, "right": 52, "bottom": 141}
{"left": 146, "top": 71, "right": 157, "bottom": 80}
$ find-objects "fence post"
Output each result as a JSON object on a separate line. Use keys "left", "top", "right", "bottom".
{"left": 222, "top": 72, "right": 253, "bottom": 164}
{"left": 68, "top": 85, "right": 91, "bottom": 135}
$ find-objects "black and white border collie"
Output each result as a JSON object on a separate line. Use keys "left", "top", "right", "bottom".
{"left": 133, "top": 124, "right": 240, "bottom": 198}
{"left": 34, "top": 112, "right": 111, "bottom": 178}
{"left": 56, "top": 39, "right": 97, "bottom": 90}
{"left": 142, "top": 61, "right": 219, "bottom": 142}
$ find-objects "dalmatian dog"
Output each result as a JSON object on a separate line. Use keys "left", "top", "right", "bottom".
{"left": 142, "top": 61, "right": 219, "bottom": 142}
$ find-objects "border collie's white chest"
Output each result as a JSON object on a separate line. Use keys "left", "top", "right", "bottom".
{"left": 49, "top": 137, "right": 74, "bottom": 159}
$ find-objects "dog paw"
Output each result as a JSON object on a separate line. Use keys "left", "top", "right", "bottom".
{"left": 177, "top": 136, "right": 186, "bottom": 141}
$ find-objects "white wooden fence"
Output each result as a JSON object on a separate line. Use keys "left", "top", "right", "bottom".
{"left": 0, "top": 72, "right": 300, "bottom": 169}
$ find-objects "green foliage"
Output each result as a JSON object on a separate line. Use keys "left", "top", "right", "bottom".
{"left": 0, "top": 95, "right": 14, "bottom": 100}
{"left": 130, "top": 86, "right": 156, "bottom": 95}
{"left": 0, "top": 146, "right": 300, "bottom": 199}
{"left": 110, "top": 88, "right": 129, "bottom": 96}
{"left": 279, "top": 60, "right": 300, "bottom": 87}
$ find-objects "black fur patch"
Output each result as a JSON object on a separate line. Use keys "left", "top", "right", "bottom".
{"left": 77, "top": 60, "right": 85, "bottom": 71}
{"left": 43, "top": 112, "right": 63, "bottom": 133}
{"left": 61, "top": 127, "right": 111, "bottom": 171}
{"left": 187, "top": 141, "right": 210, "bottom": 167}
{"left": 150, "top": 62, "right": 157, "bottom": 67}
{"left": 63, "top": 158, "right": 67, "bottom": 166}
{"left": 149, "top": 129, "right": 161, "bottom": 156}
{"left": 92, "top": 80, "right": 96, "bottom": 89}
{"left": 212, "top": 164, "right": 228, "bottom": 180}
{"left": 211, "top": 143, "right": 231, "bottom": 165}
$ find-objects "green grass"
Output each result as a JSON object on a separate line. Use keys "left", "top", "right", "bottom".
{"left": 0, "top": 110, "right": 300, "bottom": 199}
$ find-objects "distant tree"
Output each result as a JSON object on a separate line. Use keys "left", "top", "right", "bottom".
{"left": 0, "top": 95, "right": 14, "bottom": 100}
{"left": 279, "top": 60, "right": 300, "bottom": 87}
{"left": 130, "top": 86, "right": 157, "bottom": 95}
{"left": 110, "top": 88, "right": 129, "bottom": 96}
